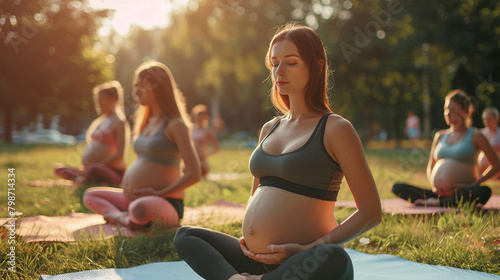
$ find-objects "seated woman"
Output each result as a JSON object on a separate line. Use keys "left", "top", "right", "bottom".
{"left": 174, "top": 23, "right": 382, "bottom": 280}
{"left": 393, "top": 90, "right": 500, "bottom": 207}
{"left": 83, "top": 61, "right": 201, "bottom": 229}
{"left": 191, "top": 104, "right": 220, "bottom": 177}
{"left": 54, "top": 81, "right": 129, "bottom": 186}
{"left": 478, "top": 106, "right": 500, "bottom": 179}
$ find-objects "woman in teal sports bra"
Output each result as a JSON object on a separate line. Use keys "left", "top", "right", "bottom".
{"left": 83, "top": 61, "right": 201, "bottom": 230}
{"left": 393, "top": 90, "right": 500, "bottom": 207}
{"left": 174, "top": 23, "right": 382, "bottom": 280}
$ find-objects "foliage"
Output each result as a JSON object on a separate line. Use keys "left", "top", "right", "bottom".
{"left": 114, "top": 0, "right": 500, "bottom": 137}
{"left": 0, "top": 0, "right": 114, "bottom": 141}
{"left": 3, "top": 1, "right": 499, "bottom": 141}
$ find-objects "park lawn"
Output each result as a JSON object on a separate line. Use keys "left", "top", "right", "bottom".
{"left": 0, "top": 142, "right": 499, "bottom": 279}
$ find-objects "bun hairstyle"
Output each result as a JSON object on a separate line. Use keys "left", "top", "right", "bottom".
{"left": 445, "top": 89, "right": 474, "bottom": 127}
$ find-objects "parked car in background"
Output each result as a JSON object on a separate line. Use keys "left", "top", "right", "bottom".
{"left": 11, "top": 131, "right": 27, "bottom": 143}
{"left": 24, "top": 129, "right": 77, "bottom": 145}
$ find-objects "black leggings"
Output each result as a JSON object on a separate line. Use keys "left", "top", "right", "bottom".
{"left": 392, "top": 183, "right": 492, "bottom": 207}
{"left": 173, "top": 226, "right": 353, "bottom": 280}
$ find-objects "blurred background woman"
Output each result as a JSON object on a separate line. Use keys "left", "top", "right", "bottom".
{"left": 54, "top": 81, "right": 129, "bottom": 186}
{"left": 478, "top": 106, "right": 500, "bottom": 179}
{"left": 393, "top": 90, "right": 499, "bottom": 207}
{"left": 83, "top": 61, "right": 201, "bottom": 229}
{"left": 191, "top": 104, "right": 219, "bottom": 177}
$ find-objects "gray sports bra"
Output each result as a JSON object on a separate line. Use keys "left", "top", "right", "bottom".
{"left": 133, "top": 117, "right": 181, "bottom": 167}
{"left": 249, "top": 114, "right": 344, "bottom": 201}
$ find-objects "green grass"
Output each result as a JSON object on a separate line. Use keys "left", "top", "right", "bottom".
{"left": 0, "top": 142, "right": 499, "bottom": 279}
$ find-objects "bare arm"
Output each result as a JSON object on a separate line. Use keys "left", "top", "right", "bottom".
{"left": 426, "top": 130, "right": 444, "bottom": 182}
{"left": 158, "top": 119, "right": 201, "bottom": 196}
{"left": 471, "top": 131, "right": 500, "bottom": 185}
{"left": 99, "top": 117, "right": 126, "bottom": 165}
{"left": 311, "top": 116, "right": 381, "bottom": 247}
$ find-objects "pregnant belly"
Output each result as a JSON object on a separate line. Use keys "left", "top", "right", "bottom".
{"left": 122, "top": 158, "right": 183, "bottom": 198}
{"left": 82, "top": 143, "right": 112, "bottom": 165}
{"left": 430, "top": 159, "right": 478, "bottom": 196}
{"left": 242, "top": 186, "right": 336, "bottom": 254}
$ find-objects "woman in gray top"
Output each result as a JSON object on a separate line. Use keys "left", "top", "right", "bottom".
{"left": 174, "top": 23, "right": 382, "bottom": 280}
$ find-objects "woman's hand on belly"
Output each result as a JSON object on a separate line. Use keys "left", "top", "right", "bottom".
{"left": 124, "top": 186, "right": 161, "bottom": 200}
{"left": 239, "top": 236, "right": 307, "bottom": 265}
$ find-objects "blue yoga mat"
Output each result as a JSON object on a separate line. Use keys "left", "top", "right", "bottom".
{"left": 39, "top": 249, "right": 500, "bottom": 280}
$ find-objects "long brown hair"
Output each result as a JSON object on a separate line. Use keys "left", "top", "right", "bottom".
{"left": 266, "top": 22, "right": 332, "bottom": 115}
{"left": 133, "top": 61, "right": 189, "bottom": 138}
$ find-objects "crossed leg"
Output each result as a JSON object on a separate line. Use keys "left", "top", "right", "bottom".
{"left": 83, "top": 187, "right": 179, "bottom": 228}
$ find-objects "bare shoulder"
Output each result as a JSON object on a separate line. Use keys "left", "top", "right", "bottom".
{"left": 260, "top": 116, "right": 281, "bottom": 137}
{"left": 433, "top": 129, "right": 449, "bottom": 142}
{"left": 166, "top": 117, "right": 188, "bottom": 134}
{"left": 472, "top": 128, "right": 488, "bottom": 143}
{"left": 111, "top": 114, "right": 126, "bottom": 126}
{"left": 323, "top": 114, "right": 363, "bottom": 163}
{"left": 471, "top": 127, "right": 484, "bottom": 136}
{"left": 324, "top": 114, "right": 355, "bottom": 137}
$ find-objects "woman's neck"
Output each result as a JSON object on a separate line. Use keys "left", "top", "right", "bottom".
{"left": 451, "top": 124, "right": 468, "bottom": 133}
{"left": 102, "top": 111, "right": 115, "bottom": 117}
{"left": 286, "top": 95, "right": 324, "bottom": 121}
{"left": 150, "top": 103, "right": 166, "bottom": 118}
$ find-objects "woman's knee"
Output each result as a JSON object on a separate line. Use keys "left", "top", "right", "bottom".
{"left": 82, "top": 188, "right": 98, "bottom": 208}
{"left": 477, "top": 186, "right": 492, "bottom": 204}
{"left": 314, "top": 244, "right": 353, "bottom": 278}
{"left": 128, "top": 196, "right": 174, "bottom": 223}
{"left": 173, "top": 226, "right": 195, "bottom": 253}
{"left": 129, "top": 199, "right": 149, "bottom": 220}
{"left": 392, "top": 183, "right": 404, "bottom": 195}
{"left": 313, "top": 244, "right": 349, "bottom": 261}
{"left": 174, "top": 226, "right": 192, "bottom": 242}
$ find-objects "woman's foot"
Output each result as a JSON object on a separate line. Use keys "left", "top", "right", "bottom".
{"left": 104, "top": 212, "right": 151, "bottom": 230}
{"left": 414, "top": 197, "right": 439, "bottom": 206}
{"left": 74, "top": 175, "right": 86, "bottom": 185}
{"left": 228, "top": 274, "right": 262, "bottom": 280}
{"left": 103, "top": 212, "right": 129, "bottom": 226}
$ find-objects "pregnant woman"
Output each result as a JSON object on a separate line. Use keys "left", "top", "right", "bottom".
{"left": 478, "top": 106, "right": 500, "bottom": 178}
{"left": 393, "top": 90, "right": 499, "bottom": 207}
{"left": 83, "top": 61, "right": 201, "bottom": 229}
{"left": 174, "top": 23, "right": 382, "bottom": 280}
{"left": 54, "top": 81, "right": 129, "bottom": 185}
{"left": 191, "top": 104, "right": 220, "bottom": 177}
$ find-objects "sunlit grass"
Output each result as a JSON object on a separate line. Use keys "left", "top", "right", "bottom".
{"left": 0, "top": 141, "right": 499, "bottom": 278}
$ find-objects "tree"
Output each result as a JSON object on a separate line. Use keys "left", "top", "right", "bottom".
{"left": 0, "top": 0, "right": 113, "bottom": 141}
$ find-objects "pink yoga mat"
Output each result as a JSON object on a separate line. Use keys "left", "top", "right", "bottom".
{"left": 0, "top": 201, "right": 247, "bottom": 242}
{"left": 335, "top": 195, "right": 500, "bottom": 215}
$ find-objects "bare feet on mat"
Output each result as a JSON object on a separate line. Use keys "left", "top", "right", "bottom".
{"left": 104, "top": 212, "right": 152, "bottom": 230}
{"left": 229, "top": 273, "right": 263, "bottom": 280}
{"left": 414, "top": 197, "right": 439, "bottom": 206}
{"left": 104, "top": 212, "right": 129, "bottom": 226}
